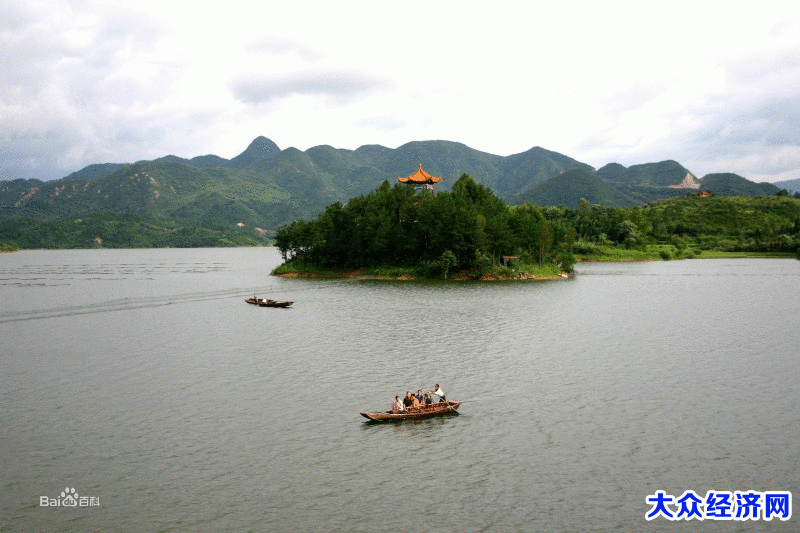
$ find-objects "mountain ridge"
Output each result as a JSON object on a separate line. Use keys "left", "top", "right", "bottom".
{"left": 0, "top": 136, "right": 785, "bottom": 234}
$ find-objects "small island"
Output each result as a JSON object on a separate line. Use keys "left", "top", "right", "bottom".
{"left": 273, "top": 171, "right": 576, "bottom": 280}
{"left": 273, "top": 170, "right": 800, "bottom": 280}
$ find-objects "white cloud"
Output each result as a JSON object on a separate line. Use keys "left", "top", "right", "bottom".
{"left": 231, "top": 69, "right": 389, "bottom": 104}
{"left": 2, "top": 0, "right": 800, "bottom": 183}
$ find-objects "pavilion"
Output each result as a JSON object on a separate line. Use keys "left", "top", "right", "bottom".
{"left": 397, "top": 164, "right": 442, "bottom": 192}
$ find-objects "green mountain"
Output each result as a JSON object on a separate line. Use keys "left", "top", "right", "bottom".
{"left": 62, "top": 163, "right": 129, "bottom": 181}
{"left": 510, "top": 168, "right": 640, "bottom": 208}
{"left": 699, "top": 173, "right": 782, "bottom": 196}
{"left": 1, "top": 138, "right": 594, "bottom": 234}
{"left": 0, "top": 137, "right": 784, "bottom": 239}
{"left": 153, "top": 136, "right": 281, "bottom": 169}
{"left": 598, "top": 160, "right": 699, "bottom": 187}
{"left": 517, "top": 162, "right": 783, "bottom": 208}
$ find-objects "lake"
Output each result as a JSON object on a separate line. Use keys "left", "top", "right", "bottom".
{"left": 1, "top": 248, "right": 799, "bottom": 532}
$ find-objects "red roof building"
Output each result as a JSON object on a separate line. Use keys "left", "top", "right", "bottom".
{"left": 397, "top": 164, "right": 442, "bottom": 192}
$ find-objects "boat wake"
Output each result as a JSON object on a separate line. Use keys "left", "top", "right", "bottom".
{"left": 0, "top": 286, "right": 280, "bottom": 323}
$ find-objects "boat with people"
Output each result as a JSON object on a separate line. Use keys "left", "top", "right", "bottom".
{"left": 245, "top": 297, "right": 294, "bottom": 308}
{"left": 361, "top": 400, "right": 461, "bottom": 422}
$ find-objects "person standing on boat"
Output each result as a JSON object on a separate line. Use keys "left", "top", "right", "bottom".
{"left": 429, "top": 384, "right": 446, "bottom": 402}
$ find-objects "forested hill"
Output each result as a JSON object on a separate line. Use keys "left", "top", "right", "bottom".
{"left": 0, "top": 136, "right": 789, "bottom": 243}
{"left": 511, "top": 162, "right": 785, "bottom": 208}
{"left": 0, "top": 138, "right": 593, "bottom": 236}
{"left": 274, "top": 175, "right": 578, "bottom": 278}
{"left": 274, "top": 178, "right": 800, "bottom": 279}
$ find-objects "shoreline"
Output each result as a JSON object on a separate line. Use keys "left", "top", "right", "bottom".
{"left": 271, "top": 269, "right": 575, "bottom": 281}
{"left": 271, "top": 250, "right": 797, "bottom": 280}
{"left": 575, "top": 251, "right": 797, "bottom": 262}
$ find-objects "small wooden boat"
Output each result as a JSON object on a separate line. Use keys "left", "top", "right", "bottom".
{"left": 259, "top": 299, "right": 293, "bottom": 308}
{"left": 245, "top": 297, "right": 293, "bottom": 308}
{"left": 361, "top": 400, "right": 461, "bottom": 422}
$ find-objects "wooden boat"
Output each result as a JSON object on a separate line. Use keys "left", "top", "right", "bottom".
{"left": 245, "top": 297, "right": 293, "bottom": 308}
{"left": 360, "top": 400, "right": 461, "bottom": 421}
{"left": 260, "top": 299, "right": 293, "bottom": 308}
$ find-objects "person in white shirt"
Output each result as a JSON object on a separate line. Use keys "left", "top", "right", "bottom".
{"left": 429, "top": 384, "right": 446, "bottom": 402}
{"left": 390, "top": 395, "right": 405, "bottom": 413}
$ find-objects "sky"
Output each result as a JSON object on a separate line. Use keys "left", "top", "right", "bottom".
{"left": 2, "top": 0, "right": 800, "bottom": 184}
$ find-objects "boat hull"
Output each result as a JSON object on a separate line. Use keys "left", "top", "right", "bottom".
{"left": 260, "top": 300, "right": 293, "bottom": 308}
{"left": 245, "top": 298, "right": 293, "bottom": 308}
{"left": 360, "top": 401, "right": 461, "bottom": 421}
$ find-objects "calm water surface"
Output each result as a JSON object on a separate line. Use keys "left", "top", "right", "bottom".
{"left": 1, "top": 249, "right": 799, "bottom": 532}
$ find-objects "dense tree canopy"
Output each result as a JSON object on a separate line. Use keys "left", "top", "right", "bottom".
{"left": 275, "top": 175, "right": 575, "bottom": 275}
{"left": 565, "top": 195, "right": 800, "bottom": 254}
{"left": 277, "top": 181, "right": 800, "bottom": 276}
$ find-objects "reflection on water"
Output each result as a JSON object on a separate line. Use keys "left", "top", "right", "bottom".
{"left": 1, "top": 250, "right": 799, "bottom": 532}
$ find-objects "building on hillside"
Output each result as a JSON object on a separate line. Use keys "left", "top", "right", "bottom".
{"left": 397, "top": 164, "right": 442, "bottom": 192}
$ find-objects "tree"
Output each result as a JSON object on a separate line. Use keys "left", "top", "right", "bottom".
{"left": 438, "top": 250, "right": 457, "bottom": 279}
{"left": 509, "top": 204, "right": 545, "bottom": 257}
{"left": 275, "top": 219, "right": 316, "bottom": 261}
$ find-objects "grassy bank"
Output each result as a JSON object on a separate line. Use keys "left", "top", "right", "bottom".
{"left": 271, "top": 257, "right": 566, "bottom": 280}
{"left": 574, "top": 243, "right": 797, "bottom": 262}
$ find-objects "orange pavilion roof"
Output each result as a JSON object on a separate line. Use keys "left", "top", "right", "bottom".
{"left": 397, "top": 164, "right": 442, "bottom": 184}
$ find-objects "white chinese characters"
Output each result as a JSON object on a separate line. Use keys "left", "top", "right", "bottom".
{"left": 646, "top": 490, "right": 791, "bottom": 521}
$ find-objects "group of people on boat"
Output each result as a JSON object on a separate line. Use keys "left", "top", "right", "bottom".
{"left": 390, "top": 384, "right": 446, "bottom": 413}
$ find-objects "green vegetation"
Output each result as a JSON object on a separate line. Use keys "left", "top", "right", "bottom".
{"left": 567, "top": 195, "right": 800, "bottom": 260}
{"left": 2, "top": 137, "right": 788, "bottom": 242}
{"left": 0, "top": 213, "right": 269, "bottom": 249}
{"left": 274, "top": 175, "right": 575, "bottom": 279}
{"left": 3, "top": 136, "right": 796, "bottom": 257}
{"left": 0, "top": 139, "right": 595, "bottom": 236}
{"left": 275, "top": 186, "right": 800, "bottom": 278}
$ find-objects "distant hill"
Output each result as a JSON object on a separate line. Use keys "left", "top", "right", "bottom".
{"left": 509, "top": 162, "right": 781, "bottom": 209}
{"left": 62, "top": 163, "right": 129, "bottom": 181}
{"left": 0, "top": 136, "right": 785, "bottom": 236}
{"left": 510, "top": 168, "right": 640, "bottom": 208}
{"left": 598, "top": 160, "right": 700, "bottom": 188}
{"left": 153, "top": 136, "right": 281, "bottom": 169}
{"left": 516, "top": 160, "right": 706, "bottom": 208}
{"left": 699, "top": 173, "right": 781, "bottom": 196}
{"left": 774, "top": 177, "right": 800, "bottom": 194}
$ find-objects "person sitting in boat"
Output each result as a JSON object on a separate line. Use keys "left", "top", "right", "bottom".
{"left": 415, "top": 389, "right": 424, "bottom": 403}
{"left": 390, "top": 395, "right": 405, "bottom": 413}
{"left": 409, "top": 394, "right": 421, "bottom": 410}
{"left": 402, "top": 392, "right": 414, "bottom": 409}
{"left": 429, "top": 384, "right": 446, "bottom": 402}
{"left": 423, "top": 393, "right": 432, "bottom": 406}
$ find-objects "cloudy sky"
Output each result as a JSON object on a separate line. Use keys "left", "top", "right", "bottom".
{"left": 2, "top": 0, "right": 799, "bottom": 183}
